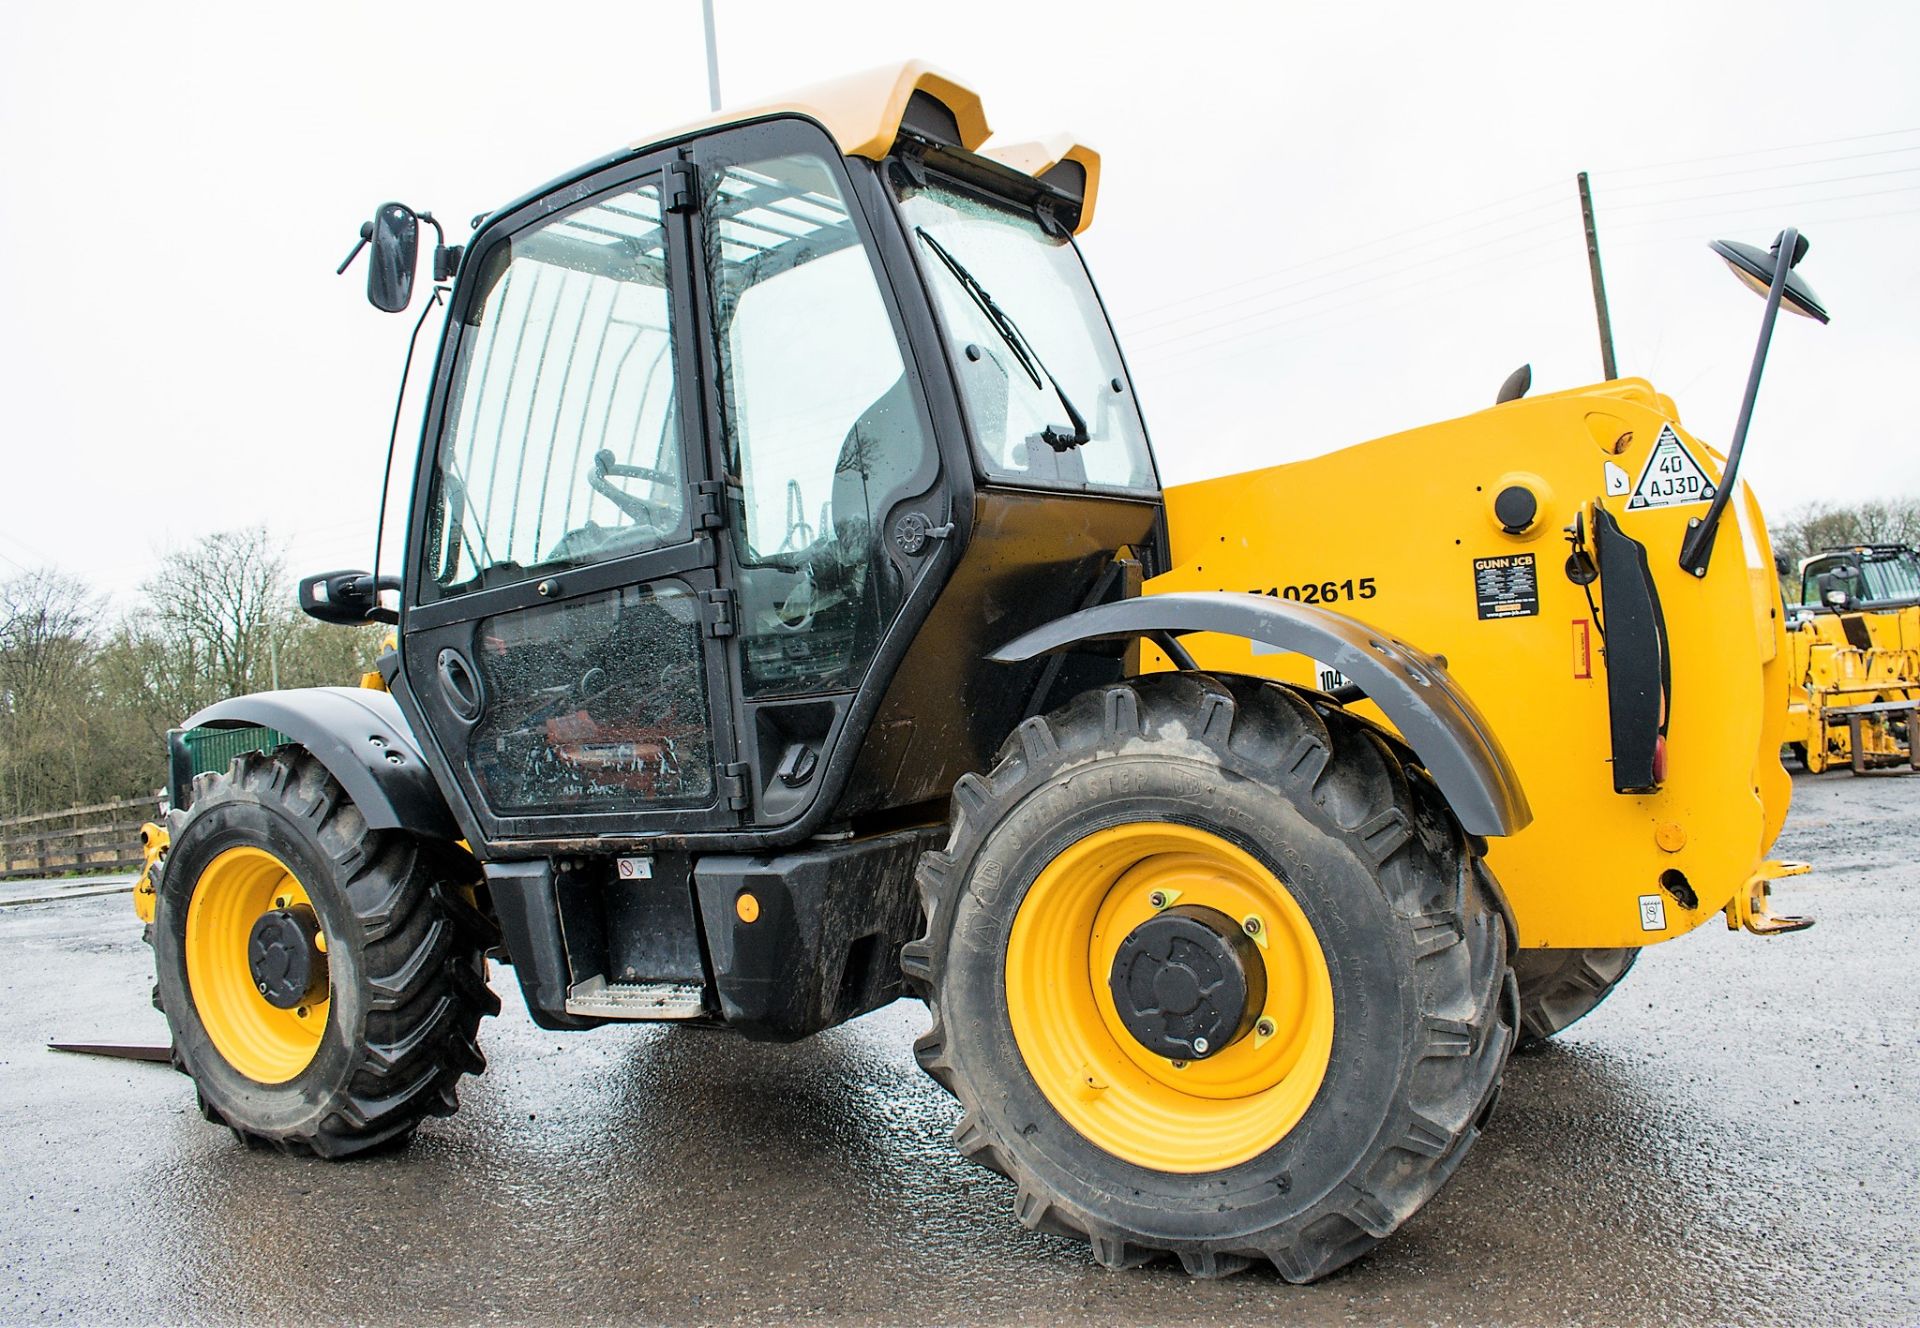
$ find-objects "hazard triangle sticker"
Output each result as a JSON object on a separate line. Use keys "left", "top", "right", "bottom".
{"left": 1626, "top": 424, "right": 1717, "bottom": 510}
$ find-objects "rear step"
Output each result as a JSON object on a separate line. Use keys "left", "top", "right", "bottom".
{"left": 564, "top": 977, "right": 708, "bottom": 1020}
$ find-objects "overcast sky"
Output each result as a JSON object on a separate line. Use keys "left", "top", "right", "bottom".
{"left": 2, "top": 1, "right": 1915, "bottom": 604}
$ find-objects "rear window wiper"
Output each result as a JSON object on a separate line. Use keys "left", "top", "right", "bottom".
{"left": 915, "top": 227, "right": 1089, "bottom": 451}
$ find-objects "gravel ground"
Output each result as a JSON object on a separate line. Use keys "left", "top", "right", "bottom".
{"left": 0, "top": 770, "right": 1914, "bottom": 1326}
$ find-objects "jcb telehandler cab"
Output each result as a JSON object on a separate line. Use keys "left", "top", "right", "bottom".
{"left": 141, "top": 63, "right": 1821, "bottom": 1281}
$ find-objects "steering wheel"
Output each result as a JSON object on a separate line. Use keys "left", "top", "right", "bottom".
{"left": 589, "top": 448, "right": 673, "bottom": 526}
{"left": 775, "top": 565, "right": 817, "bottom": 633}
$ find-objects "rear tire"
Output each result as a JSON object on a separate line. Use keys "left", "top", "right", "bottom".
{"left": 903, "top": 673, "right": 1516, "bottom": 1281}
{"left": 153, "top": 748, "right": 498, "bottom": 1157}
{"left": 1510, "top": 946, "right": 1637, "bottom": 1049}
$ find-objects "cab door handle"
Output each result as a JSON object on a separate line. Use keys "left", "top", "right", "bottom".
{"left": 436, "top": 648, "right": 485, "bottom": 721}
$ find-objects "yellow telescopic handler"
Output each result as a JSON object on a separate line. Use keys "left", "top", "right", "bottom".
{"left": 1782, "top": 543, "right": 1920, "bottom": 773}
{"left": 134, "top": 64, "right": 1825, "bottom": 1280}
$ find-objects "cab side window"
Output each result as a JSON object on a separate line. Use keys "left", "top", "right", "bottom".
{"left": 703, "top": 153, "right": 937, "bottom": 698}
{"left": 428, "top": 181, "right": 686, "bottom": 597}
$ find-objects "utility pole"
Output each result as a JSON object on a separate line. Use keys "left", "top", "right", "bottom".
{"left": 701, "top": 0, "right": 722, "bottom": 112}
{"left": 1577, "top": 171, "right": 1618, "bottom": 381}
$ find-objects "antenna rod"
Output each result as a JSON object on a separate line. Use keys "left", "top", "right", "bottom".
{"left": 1578, "top": 171, "right": 1618, "bottom": 381}
{"left": 701, "top": 0, "right": 722, "bottom": 112}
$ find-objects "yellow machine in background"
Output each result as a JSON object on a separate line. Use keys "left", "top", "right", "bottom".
{"left": 1150, "top": 377, "right": 1807, "bottom": 1037}
{"left": 1782, "top": 545, "right": 1920, "bottom": 773}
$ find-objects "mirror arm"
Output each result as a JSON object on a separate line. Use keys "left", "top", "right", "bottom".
{"left": 1676, "top": 226, "right": 1798, "bottom": 580}
{"left": 336, "top": 222, "right": 374, "bottom": 275}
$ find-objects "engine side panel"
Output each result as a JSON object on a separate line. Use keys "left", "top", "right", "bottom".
{"left": 1150, "top": 378, "right": 1789, "bottom": 950}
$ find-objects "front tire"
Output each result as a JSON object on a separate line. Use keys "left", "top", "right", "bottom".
{"left": 903, "top": 674, "right": 1516, "bottom": 1281}
{"left": 153, "top": 748, "right": 498, "bottom": 1157}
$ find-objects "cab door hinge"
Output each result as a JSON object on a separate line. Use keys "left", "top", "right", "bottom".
{"left": 720, "top": 761, "right": 752, "bottom": 812}
{"left": 700, "top": 587, "right": 736, "bottom": 638}
{"left": 666, "top": 160, "right": 699, "bottom": 214}
{"left": 692, "top": 479, "right": 727, "bottom": 530}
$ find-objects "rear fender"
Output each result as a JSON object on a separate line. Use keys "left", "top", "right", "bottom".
{"left": 988, "top": 591, "right": 1532, "bottom": 838}
{"left": 177, "top": 687, "right": 460, "bottom": 840}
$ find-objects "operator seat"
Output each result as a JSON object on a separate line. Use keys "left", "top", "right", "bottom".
{"left": 826, "top": 377, "right": 939, "bottom": 650}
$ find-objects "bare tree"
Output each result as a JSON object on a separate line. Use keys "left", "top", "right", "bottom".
{"left": 144, "top": 527, "right": 288, "bottom": 704}
{"left": 1772, "top": 497, "right": 1920, "bottom": 600}
{"left": 0, "top": 570, "right": 100, "bottom": 817}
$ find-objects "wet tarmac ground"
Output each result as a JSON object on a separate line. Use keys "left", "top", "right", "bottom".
{"left": 1, "top": 771, "right": 1916, "bottom": 1326}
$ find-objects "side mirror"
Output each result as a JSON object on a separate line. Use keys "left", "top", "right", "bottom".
{"left": 1675, "top": 226, "right": 1829, "bottom": 578}
{"left": 299, "top": 570, "right": 401, "bottom": 626}
{"left": 1710, "top": 234, "right": 1829, "bottom": 324}
{"left": 367, "top": 203, "right": 420, "bottom": 313}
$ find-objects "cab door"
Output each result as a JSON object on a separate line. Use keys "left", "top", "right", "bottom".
{"left": 398, "top": 161, "right": 741, "bottom": 842}
{"left": 685, "top": 125, "right": 949, "bottom": 826}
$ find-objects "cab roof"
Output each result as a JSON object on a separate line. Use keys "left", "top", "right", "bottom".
{"left": 634, "top": 60, "right": 1101, "bottom": 234}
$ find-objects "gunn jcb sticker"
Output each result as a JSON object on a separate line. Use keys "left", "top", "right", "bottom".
{"left": 1473, "top": 554, "right": 1539, "bottom": 620}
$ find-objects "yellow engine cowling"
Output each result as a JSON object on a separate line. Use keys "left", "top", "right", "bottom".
{"left": 1147, "top": 378, "right": 1791, "bottom": 950}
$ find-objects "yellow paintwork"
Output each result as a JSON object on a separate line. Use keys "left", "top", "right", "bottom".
{"left": 1005, "top": 822, "right": 1333, "bottom": 1172}
{"left": 1147, "top": 378, "right": 1792, "bottom": 950}
{"left": 1782, "top": 606, "right": 1920, "bottom": 770}
{"left": 983, "top": 135, "right": 1101, "bottom": 233}
{"left": 637, "top": 60, "right": 989, "bottom": 162}
{"left": 185, "top": 846, "right": 329, "bottom": 1084}
{"left": 132, "top": 822, "right": 168, "bottom": 926}
{"left": 1724, "top": 860, "right": 1814, "bottom": 935}
{"left": 360, "top": 631, "right": 397, "bottom": 692}
{"left": 631, "top": 61, "right": 1099, "bottom": 235}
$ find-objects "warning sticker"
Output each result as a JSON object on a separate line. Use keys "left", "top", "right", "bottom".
{"left": 616, "top": 856, "right": 654, "bottom": 881}
{"left": 1626, "top": 424, "right": 1717, "bottom": 511}
{"left": 1604, "top": 460, "right": 1630, "bottom": 496}
{"left": 1249, "top": 643, "right": 1354, "bottom": 690}
{"left": 1473, "top": 554, "right": 1539, "bottom": 620}
{"left": 1638, "top": 893, "right": 1668, "bottom": 932}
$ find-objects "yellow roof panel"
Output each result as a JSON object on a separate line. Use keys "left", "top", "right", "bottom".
{"left": 636, "top": 60, "right": 989, "bottom": 161}
{"left": 633, "top": 60, "right": 1100, "bottom": 233}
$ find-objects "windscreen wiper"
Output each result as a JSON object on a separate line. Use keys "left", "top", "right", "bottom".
{"left": 915, "top": 227, "right": 1090, "bottom": 452}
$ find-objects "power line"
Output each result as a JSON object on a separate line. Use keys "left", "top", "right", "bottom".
{"left": 1605, "top": 165, "right": 1920, "bottom": 212}
{"left": 1603, "top": 142, "right": 1920, "bottom": 194}
{"left": 1123, "top": 201, "right": 1570, "bottom": 341}
{"left": 1132, "top": 231, "right": 1585, "bottom": 369}
{"left": 1600, "top": 126, "right": 1920, "bottom": 178}
{"left": 1606, "top": 182, "right": 1920, "bottom": 232}
{"left": 1131, "top": 242, "right": 1586, "bottom": 389}
{"left": 1114, "top": 179, "right": 1565, "bottom": 326}
{"left": 1124, "top": 213, "right": 1571, "bottom": 349}
{"left": 1608, "top": 203, "right": 1920, "bottom": 252}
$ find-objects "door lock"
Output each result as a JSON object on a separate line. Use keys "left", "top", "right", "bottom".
{"left": 893, "top": 512, "right": 955, "bottom": 557}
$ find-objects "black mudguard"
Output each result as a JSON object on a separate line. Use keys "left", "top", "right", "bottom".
{"left": 988, "top": 591, "right": 1531, "bottom": 838}
{"left": 177, "top": 687, "right": 461, "bottom": 840}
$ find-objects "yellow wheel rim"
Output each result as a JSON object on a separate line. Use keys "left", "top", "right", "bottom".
{"left": 1005, "top": 822, "right": 1334, "bottom": 1173}
{"left": 184, "top": 846, "right": 330, "bottom": 1084}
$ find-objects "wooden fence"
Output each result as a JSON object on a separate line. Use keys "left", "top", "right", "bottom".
{"left": 0, "top": 797, "right": 155, "bottom": 881}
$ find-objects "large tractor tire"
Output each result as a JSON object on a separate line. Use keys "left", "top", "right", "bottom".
{"left": 1509, "top": 946, "right": 1637, "bottom": 1048}
{"left": 903, "top": 673, "right": 1516, "bottom": 1281}
{"left": 153, "top": 748, "right": 498, "bottom": 1157}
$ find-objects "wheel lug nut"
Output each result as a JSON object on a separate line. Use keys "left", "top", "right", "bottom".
{"left": 1169, "top": 1059, "right": 1187, "bottom": 1070}
{"left": 1148, "top": 890, "right": 1168, "bottom": 909}
{"left": 1243, "top": 915, "right": 1262, "bottom": 936}
{"left": 257, "top": 982, "right": 269, "bottom": 994}
{"left": 1256, "top": 1017, "right": 1276, "bottom": 1038}
{"left": 1191, "top": 1037, "right": 1211, "bottom": 1055}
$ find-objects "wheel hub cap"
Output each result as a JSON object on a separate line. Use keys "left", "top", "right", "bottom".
{"left": 1109, "top": 904, "right": 1266, "bottom": 1060}
{"left": 247, "top": 905, "right": 328, "bottom": 1009}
